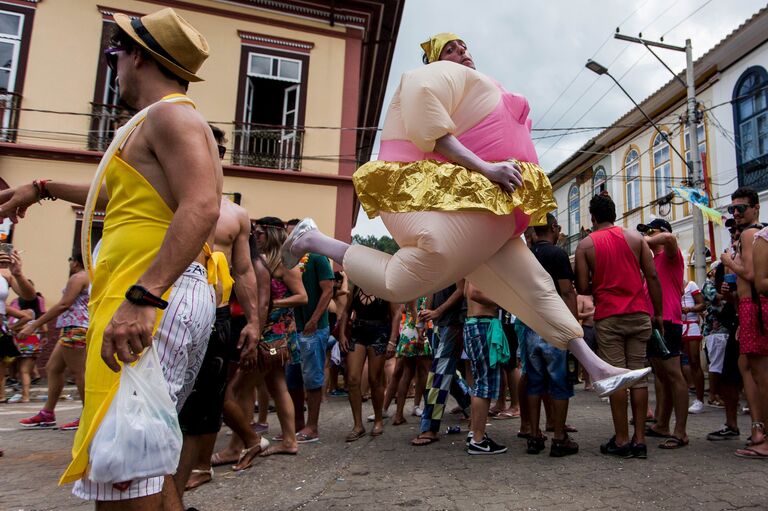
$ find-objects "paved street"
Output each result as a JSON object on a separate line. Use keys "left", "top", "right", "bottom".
{"left": 1, "top": 383, "right": 767, "bottom": 511}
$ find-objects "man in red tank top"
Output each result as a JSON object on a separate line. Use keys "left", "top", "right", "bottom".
{"left": 639, "top": 218, "right": 690, "bottom": 449}
{"left": 575, "top": 193, "right": 663, "bottom": 458}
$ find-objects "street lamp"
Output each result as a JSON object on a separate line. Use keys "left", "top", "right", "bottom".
{"left": 584, "top": 59, "right": 688, "bottom": 167}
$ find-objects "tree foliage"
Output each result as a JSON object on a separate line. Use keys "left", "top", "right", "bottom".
{"left": 351, "top": 234, "right": 400, "bottom": 255}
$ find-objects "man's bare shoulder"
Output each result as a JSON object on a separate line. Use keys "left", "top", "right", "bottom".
{"left": 215, "top": 200, "right": 249, "bottom": 244}
{"left": 576, "top": 234, "right": 594, "bottom": 250}
{"left": 144, "top": 101, "right": 208, "bottom": 137}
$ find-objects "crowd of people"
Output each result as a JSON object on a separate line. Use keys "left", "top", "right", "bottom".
{"left": 0, "top": 7, "right": 766, "bottom": 511}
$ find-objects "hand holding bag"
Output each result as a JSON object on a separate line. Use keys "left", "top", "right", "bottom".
{"left": 88, "top": 345, "right": 182, "bottom": 483}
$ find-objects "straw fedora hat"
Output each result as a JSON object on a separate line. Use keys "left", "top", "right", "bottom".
{"left": 114, "top": 8, "right": 209, "bottom": 82}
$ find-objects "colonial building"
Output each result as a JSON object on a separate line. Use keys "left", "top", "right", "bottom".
{"left": 549, "top": 6, "right": 768, "bottom": 279}
{"left": 0, "top": 0, "right": 403, "bottom": 300}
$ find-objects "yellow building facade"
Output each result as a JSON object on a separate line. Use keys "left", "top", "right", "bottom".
{"left": 0, "top": 0, "right": 402, "bottom": 301}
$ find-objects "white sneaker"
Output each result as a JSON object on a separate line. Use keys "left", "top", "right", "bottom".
{"left": 367, "top": 409, "right": 391, "bottom": 422}
{"left": 688, "top": 399, "right": 705, "bottom": 414}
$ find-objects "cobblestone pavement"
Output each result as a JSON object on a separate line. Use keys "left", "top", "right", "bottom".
{"left": 1, "top": 383, "right": 767, "bottom": 511}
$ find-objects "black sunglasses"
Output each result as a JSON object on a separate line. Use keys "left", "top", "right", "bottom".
{"left": 727, "top": 204, "right": 752, "bottom": 215}
{"left": 104, "top": 46, "right": 124, "bottom": 71}
{"left": 217, "top": 144, "right": 226, "bottom": 159}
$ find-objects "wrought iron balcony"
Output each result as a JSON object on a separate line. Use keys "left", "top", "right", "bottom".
{"left": 560, "top": 230, "right": 590, "bottom": 257}
{"left": 231, "top": 122, "right": 304, "bottom": 171}
{"left": 0, "top": 91, "right": 21, "bottom": 143}
{"left": 88, "top": 102, "right": 133, "bottom": 152}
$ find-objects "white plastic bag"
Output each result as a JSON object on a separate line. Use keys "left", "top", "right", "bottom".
{"left": 88, "top": 345, "right": 182, "bottom": 483}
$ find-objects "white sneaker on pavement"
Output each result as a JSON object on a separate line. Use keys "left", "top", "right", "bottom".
{"left": 688, "top": 399, "right": 705, "bottom": 414}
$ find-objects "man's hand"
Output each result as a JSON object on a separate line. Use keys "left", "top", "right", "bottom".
{"left": 0, "top": 184, "right": 39, "bottom": 224}
{"left": 386, "top": 342, "right": 396, "bottom": 359}
{"left": 652, "top": 316, "right": 665, "bottom": 337}
{"left": 238, "top": 322, "right": 261, "bottom": 371}
{"left": 102, "top": 301, "right": 157, "bottom": 372}
{"left": 481, "top": 161, "right": 523, "bottom": 194}
{"left": 339, "top": 335, "right": 350, "bottom": 353}
{"left": 720, "top": 251, "right": 734, "bottom": 268}
{"left": 418, "top": 309, "right": 439, "bottom": 322}
{"left": 303, "top": 319, "right": 318, "bottom": 336}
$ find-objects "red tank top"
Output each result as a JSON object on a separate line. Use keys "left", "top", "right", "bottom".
{"left": 590, "top": 226, "right": 652, "bottom": 321}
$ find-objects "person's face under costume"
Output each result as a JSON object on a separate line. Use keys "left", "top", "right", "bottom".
{"left": 439, "top": 40, "right": 475, "bottom": 69}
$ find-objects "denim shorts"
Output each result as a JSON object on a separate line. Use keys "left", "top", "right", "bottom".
{"left": 285, "top": 326, "right": 329, "bottom": 391}
{"left": 523, "top": 328, "right": 573, "bottom": 400}
{"left": 463, "top": 320, "right": 500, "bottom": 400}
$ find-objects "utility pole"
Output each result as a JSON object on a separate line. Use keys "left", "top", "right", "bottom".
{"left": 685, "top": 39, "right": 707, "bottom": 286}
{"left": 613, "top": 33, "right": 707, "bottom": 285}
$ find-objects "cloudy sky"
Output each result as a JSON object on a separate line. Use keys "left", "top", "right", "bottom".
{"left": 353, "top": 0, "right": 767, "bottom": 237}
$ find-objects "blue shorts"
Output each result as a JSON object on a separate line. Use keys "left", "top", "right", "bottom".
{"left": 523, "top": 327, "right": 573, "bottom": 401}
{"left": 463, "top": 321, "right": 500, "bottom": 400}
{"left": 285, "top": 326, "right": 329, "bottom": 391}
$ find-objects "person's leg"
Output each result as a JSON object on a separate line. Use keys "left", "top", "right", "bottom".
{"left": 630, "top": 387, "right": 648, "bottom": 445}
{"left": 345, "top": 342, "right": 367, "bottom": 436}
{"left": 649, "top": 358, "right": 672, "bottom": 435}
{"left": 259, "top": 368, "right": 298, "bottom": 456}
{"left": 414, "top": 324, "right": 463, "bottom": 441}
{"left": 19, "top": 357, "right": 35, "bottom": 402}
{"left": 542, "top": 341, "right": 574, "bottom": 444}
{"left": 653, "top": 356, "right": 689, "bottom": 443}
{"left": 720, "top": 382, "right": 741, "bottom": 431}
{"left": 297, "top": 328, "right": 328, "bottom": 439}
{"left": 687, "top": 339, "right": 705, "bottom": 402}
{"left": 739, "top": 354, "right": 759, "bottom": 419}
{"left": 471, "top": 396, "right": 492, "bottom": 441}
{"left": 43, "top": 343, "right": 66, "bottom": 411}
{"left": 491, "top": 369, "right": 508, "bottom": 414}
{"left": 286, "top": 363, "right": 307, "bottom": 432}
{"left": 744, "top": 354, "right": 768, "bottom": 453}
{"left": 383, "top": 357, "right": 403, "bottom": 412}
{"left": 518, "top": 373, "right": 531, "bottom": 435}
{"left": 413, "top": 357, "right": 431, "bottom": 410}
{"left": 0, "top": 359, "right": 5, "bottom": 401}
{"left": 60, "top": 346, "right": 87, "bottom": 405}
{"left": 214, "top": 369, "right": 262, "bottom": 464}
{"left": 256, "top": 380, "right": 270, "bottom": 426}
{"left": 394, "top": 358, "right": 414, "bottom": 424}
{"left": 367, "top": 348, "right": 387, "bottom": 435}
{"left": 467, "top": 238, "right": 635, "bottom": 384}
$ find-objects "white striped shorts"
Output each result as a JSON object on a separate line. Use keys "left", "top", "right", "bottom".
{"left": 73, "top": 262, "right": 215, "bottom": 501}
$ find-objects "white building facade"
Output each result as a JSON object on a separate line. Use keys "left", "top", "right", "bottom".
{"left": 549, "top": 7, "right": 768, "bottom": 281}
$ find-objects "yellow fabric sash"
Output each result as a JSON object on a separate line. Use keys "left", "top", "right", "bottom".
{"left": 61, "top": 93, "right": 201, "bottom": 485}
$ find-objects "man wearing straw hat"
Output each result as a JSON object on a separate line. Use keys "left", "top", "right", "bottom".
{"left": 0, "top": 8, "right": 225, "bottom": 509}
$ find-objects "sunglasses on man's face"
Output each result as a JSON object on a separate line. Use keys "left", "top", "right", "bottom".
{"left": 727, "top": 203, "right": 752, "bottom": 215}
{"left": 104, "top": 46, "right": 125, "bottom": 71}
{"left": 217, "top": 144, "right": 226, "bottom": 160}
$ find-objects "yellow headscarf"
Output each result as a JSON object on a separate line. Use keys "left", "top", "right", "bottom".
{"left": 420, "top": 32, "right": 462, "bottom": 64}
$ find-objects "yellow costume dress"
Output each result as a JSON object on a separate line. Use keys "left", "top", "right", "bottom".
{"left": 61, "top": 95, "right": 219, "bottom": 500}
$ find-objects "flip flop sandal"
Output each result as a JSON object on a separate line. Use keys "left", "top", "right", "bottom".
{"left": 392, "top": 418, "right": 407, "bottom": 426}
{"left": 233, "top": 437, "right": 270, "bottom": 471}
{"left": 734, "top": 447, "right": 768, "bottom": 459}
{"left": 492, "top": 412, "right": 515, "bottom": 420}
{"left": 658, "top": 436, "right": 689, "bottom": 449}
{"left": 185, "top": 468, "right": 214, "bottom": 490}
{"left": 546, "top": 425, "right": 578, "bottom": 433}
{"left": 210, "top": 452, "right": 238, "bottom": 467}
{"left": 345, "top": 430, "right": 367, "bottom": 442}
{"left": 259, "top": 445, "right": 298, "bottom": 457}
{"left": 296, "top": 432, "right": 319, "bottom": 443}
{"left": 645, "top": 427, "right": 671, "bottom": 438}
{"left": 411, "top": 435, "right": 439, "bottom": 446}
{"left": 370, "top": 427, "right": 384, "bottom": 437}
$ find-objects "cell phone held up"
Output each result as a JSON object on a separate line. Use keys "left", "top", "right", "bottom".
{"left": 724, "top": 273, "right": 737, "bottom": 292}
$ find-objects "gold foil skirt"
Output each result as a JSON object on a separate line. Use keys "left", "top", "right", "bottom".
{"left": 353, "top": 160, "right": 557, "bottom": 226}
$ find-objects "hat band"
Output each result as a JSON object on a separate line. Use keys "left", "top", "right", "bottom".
{"left": 130, "top": 18, "right": 189, "bottom": 73}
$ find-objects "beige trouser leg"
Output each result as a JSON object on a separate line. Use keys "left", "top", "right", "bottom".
{"left": 466, "top": 237, "right": 582, "bottom": 350}
{"left": 343, "top": 211, "right": 515, "bottom": 303}
{"left": 342, "top": 211, "right": 582, "bottom": 349}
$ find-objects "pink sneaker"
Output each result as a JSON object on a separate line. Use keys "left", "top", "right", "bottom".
{"left": 19, "top": 409, "right": 56, "bottom": 428}
{"left": 60, "top": 418, "right": 80, "bottom": 431}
